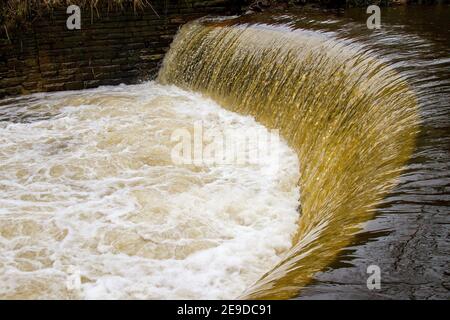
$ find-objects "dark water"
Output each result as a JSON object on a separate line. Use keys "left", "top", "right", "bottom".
{"left": 244, "top": 5, "right": 449, "bottom": 299}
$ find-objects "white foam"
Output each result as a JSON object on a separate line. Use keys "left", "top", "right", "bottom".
{"left": 0, "top": 82, "right": 300, "bottom": 299}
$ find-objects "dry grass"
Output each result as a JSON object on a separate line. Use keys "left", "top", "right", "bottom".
{"left": 1, "top": 0, "right": 158, "bottom": 32}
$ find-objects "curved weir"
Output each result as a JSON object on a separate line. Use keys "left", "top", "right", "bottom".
{"left": 158, "top": 19, "right": 420, "bottom": 299}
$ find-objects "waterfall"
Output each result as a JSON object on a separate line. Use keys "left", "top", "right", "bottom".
{"left": 158, "top": 18, "right": 419, "bottom": 299}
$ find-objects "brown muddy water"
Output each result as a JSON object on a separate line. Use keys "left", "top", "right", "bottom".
{"left": 0, "top": 5, "right": 449, "bottom": 299}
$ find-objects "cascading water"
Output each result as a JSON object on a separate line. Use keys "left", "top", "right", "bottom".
{"left": 158, "top": 18, "right": 419, "bottom": 299}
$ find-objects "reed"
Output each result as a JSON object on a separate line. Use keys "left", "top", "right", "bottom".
{"left": 0, "top": 0, "right": 154, "bottom": 30}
